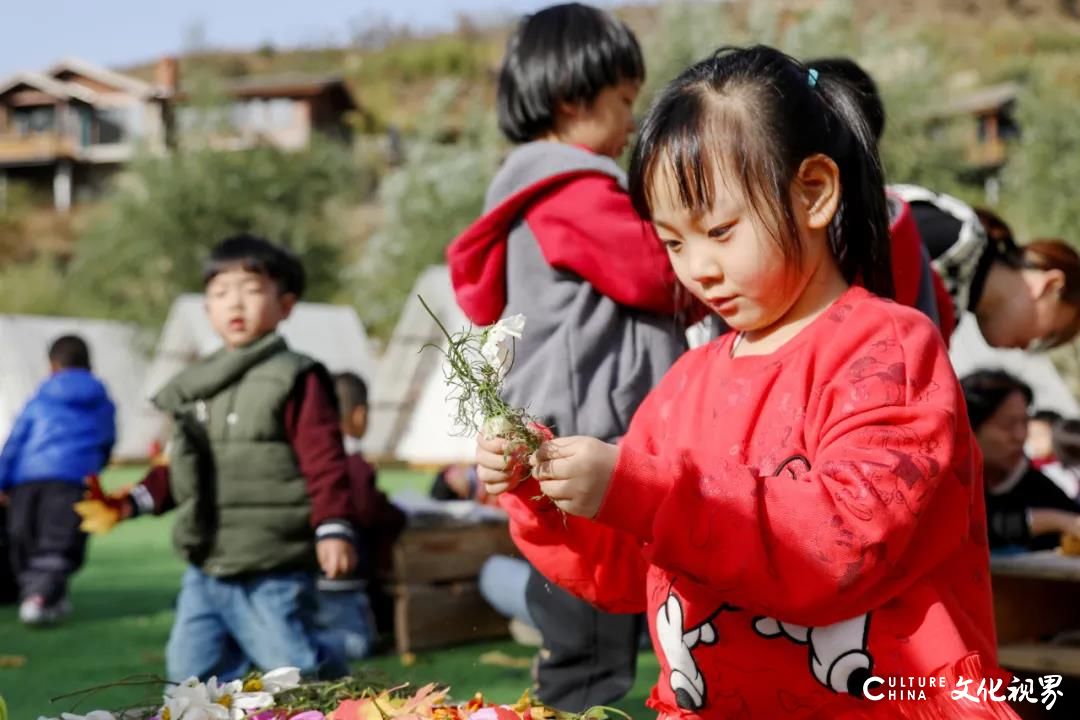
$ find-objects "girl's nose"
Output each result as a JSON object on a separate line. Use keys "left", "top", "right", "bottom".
{"left": 687, "top": 245, "right": 722, "bottom": 285}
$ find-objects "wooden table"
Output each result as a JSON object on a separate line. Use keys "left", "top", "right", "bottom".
{"left": 990, "top": 551, "right": 1080, "bottom": 677}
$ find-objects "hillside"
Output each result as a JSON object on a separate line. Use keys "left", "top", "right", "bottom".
{"left": 4, "top": 0, "right": 1080, "bottom": 340}
{"left": 115, "top": 0, "right": 1080, "bottom": 132}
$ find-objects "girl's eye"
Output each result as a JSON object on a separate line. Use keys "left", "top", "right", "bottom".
{"left": 662, "top": 239, "right": 682, "bottom": 253}
{"left": 707, "top": 223, "right": 734, "bottom": 240}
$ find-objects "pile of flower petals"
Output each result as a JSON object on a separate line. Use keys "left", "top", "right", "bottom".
{"left": 39, "top": 671, "right": 587, "bottom": 720}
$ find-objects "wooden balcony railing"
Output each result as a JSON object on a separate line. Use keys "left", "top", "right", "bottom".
{"left": 0, "top": 133, "right": 78, "bottom": 163}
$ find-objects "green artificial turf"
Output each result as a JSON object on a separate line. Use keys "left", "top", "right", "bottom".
{"left": 0, "top": 467, "right": 658, "bottom": 719}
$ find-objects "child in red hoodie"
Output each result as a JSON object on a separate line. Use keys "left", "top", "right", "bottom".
{"left": 477, "top": 46, "right": 1015, "bottom": 719}
{"left": 447, "top": 3, "right": 701, "bottom": 710}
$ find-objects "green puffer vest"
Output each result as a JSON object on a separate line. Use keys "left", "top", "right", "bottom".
{"left": 154, "top": 332, "right": 317, "bottom": 577}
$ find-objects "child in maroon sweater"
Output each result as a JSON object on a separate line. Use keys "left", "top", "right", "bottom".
{"left": 315, "top": 372, "right": 405, "bottom": 660}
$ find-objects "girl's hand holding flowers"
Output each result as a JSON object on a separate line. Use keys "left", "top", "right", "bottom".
{"left": 530, "top": 437, "right": 619, "bottom": 518}
{"left": 475, "top": 434, "right": 525, "bottom": 495}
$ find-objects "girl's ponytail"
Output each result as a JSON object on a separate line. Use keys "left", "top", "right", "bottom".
{"left": 815, "top": 72, "right": 894, "bottom": 298}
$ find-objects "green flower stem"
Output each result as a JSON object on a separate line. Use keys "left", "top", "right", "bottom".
{"left": 418, "top": 295, "right": 543, "bottom": 455}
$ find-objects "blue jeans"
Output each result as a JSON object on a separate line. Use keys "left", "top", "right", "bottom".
{"left": 315, "top": 589, "right": 378, "bottom": 660}
{"left": 166, "top": 566, "right": 348, "bottom": 682}
{"left": 478, "top": 555, "right": 535, "bottom": 628}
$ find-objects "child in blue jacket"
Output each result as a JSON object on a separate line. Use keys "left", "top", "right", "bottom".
{"left": 0, "top": 334, "right": 115, "bottom": 625}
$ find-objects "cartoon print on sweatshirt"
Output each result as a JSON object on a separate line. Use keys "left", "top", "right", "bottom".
{"left": 655, "top": 588, "right": 875, "bottom": 711}
{"left": 752, "top": 613, "right": 874, "bottom": 696}
{"left": 654, "top": 440, "right": 877, "bottom": 711}
{"left": 847, "top": 354, "right": 907, "bottom": 406}
{"left": 656, "top": 592, "right": 739, "bottom": 711}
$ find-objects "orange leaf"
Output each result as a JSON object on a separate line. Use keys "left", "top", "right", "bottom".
{"left": 330, "top": 698, "right": 385, "bottom": 720}
{"left": 394, "top": 683, "right": 448, "bottom": 716}
{"left": 493, "top": 707, "right": 521, "bottom": 720}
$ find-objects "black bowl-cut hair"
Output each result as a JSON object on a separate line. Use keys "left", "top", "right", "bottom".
{"left": 49, "top": 334, "right": 91, "bottom": 370}
{"left": 496, "top": 2, "right": 645, "bottom": 144}
{"left": 203, "top": 234, "right": 305, "bottom": 298}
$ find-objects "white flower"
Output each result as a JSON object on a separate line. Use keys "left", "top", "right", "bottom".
{"left": 205, "top": 678, "right": 243, "bottom": 700}
{"left": 481, "top": 314, "right": 526, "bottom": 375}
{"left": 36, "top": 713, "right": 118, "bottom": 720}
{"left": 205, "top": 678, "right": 256, "bottom": 720}
{"left": 162, "top": 677, "right": 228, "bottom": 720}
{"left": 165, "top": 677, "right": 207, "bottom": 702}
{"left": 255, "top": 666, "right": 301, "bottom": 693}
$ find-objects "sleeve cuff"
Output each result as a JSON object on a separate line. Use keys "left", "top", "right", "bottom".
{"left": 316, "top": 520, "right": 355, "bottom": 542}
{"left": 130, "top": 483, "right": 155, "bottom": 516}
{"left": 594, "top": 445, "right": 668, "bottom": 541}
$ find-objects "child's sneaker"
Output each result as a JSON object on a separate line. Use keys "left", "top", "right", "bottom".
{"left": 18, "top": 595, "right": 47, "bottom": 625}
{"left": 18, "top": 595, "right": 70, "bottom": 625}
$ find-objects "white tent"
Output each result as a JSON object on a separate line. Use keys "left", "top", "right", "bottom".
{"left": 366, "top": 266, "right": 476, "bottom": 465}
{"left": 0, "top": 315, "right": 160, "bottom": 460}
{"left": 950, "top": 313, "right": 1080, "bottom": 417}
{"left": 367, "top": 269, "right": 1080, "bottom": 465}
{"left": 143, "top": 296, "right": 378, "bottom": 448}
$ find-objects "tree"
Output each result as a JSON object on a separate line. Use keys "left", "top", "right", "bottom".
{"left": 64, "top": 140, "right": 375, "bottom": 327}
{"left": 1002, "top": 58, "right": 1080, "bottom": 242}
{"left": 352, "top": 81, "right": 502, "bottom": 339}
{"left": 640, "top": 0, "right": 971, "bottom": 194}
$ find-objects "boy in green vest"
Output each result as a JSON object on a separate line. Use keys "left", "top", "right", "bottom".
{"left": 77, "top": 235, "right": 357, "bottom": 681}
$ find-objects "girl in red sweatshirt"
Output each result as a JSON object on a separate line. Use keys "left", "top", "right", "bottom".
{"left": 477, "top": 46, "right": 1016, "bottom": 719}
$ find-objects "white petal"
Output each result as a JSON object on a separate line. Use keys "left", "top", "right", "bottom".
{"left": 165, "top": 677, "right": 200, "bottom": 698}
{"left": 261, "top": 666, "right": 301, "bottom": 691}
{"left": 233, "top": 692, "right": 274, "bottom": 710}
{"left": 498, "top": 314, "right": 526, "bottom": 338}
{"left": 209, "top": 679, "right": 243, "bottom": 701}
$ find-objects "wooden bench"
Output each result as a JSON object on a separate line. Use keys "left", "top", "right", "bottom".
{"left": 998, "top": 644, "right": 1080, "bottom": 676}
{"left": 991, "top": 551, "right": 1080, "bottom": 677}
{"left": 387, "top": 518, "right": 518, "bottom": 654}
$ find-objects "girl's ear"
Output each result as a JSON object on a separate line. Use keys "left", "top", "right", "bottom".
{"left": 1038, "top": 268, "right": 1067, "bottom": 299}
{"left": 794, "top": 154, "right": 842, "bottom": 231}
